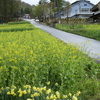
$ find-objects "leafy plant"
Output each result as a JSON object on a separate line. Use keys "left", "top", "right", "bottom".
{"left": 55, "top": 23, "right": 100, "bottom": 40}
{"left": 0, "top": 21, "right": 100, "bottom": 100}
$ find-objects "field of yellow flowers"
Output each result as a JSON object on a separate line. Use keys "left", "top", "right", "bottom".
{"left": 0, "top": 21, "right": 100, "bottom": 100}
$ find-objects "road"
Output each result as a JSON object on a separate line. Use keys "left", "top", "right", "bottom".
{"left": 25, "top": 19, "right": 100, "bottom": 62}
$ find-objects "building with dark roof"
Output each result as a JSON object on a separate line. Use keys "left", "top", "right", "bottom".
{"left": 61, "top": 0, "right": 94, "bottom": 18}
{"left": 90, "top": 2, "right": 100, "bottom": 22}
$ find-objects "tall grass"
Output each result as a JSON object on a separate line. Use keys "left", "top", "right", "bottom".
{"left": 0, "top": 21, "right": 100, "bottom": 100}
{"left": 55, "top": 24, "right": 100, "bottom": 41}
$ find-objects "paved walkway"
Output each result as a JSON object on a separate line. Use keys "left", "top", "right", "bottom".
{"left": 26, "top": 19, "right": 100, "bottom": 62}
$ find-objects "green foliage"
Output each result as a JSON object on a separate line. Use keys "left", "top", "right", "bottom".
{"left": 24, "top": 7, "right": 32, "bottom": 14}
{"left": 8, "top": 21, "right": 30, "bottom": 24}
{"left": 50, "top": 0, "right": 63, "bottom": 8}
{"left": 0, "top": 85, "right": 81, "bottom": 100}
{"left": 55, "top": 23, "right": 100, "bottom": 41}
{"left": 34, "top": 4, "right": 44, "bottom": 19}
{"left": 19, "top": 1, "right": 36, "bottom": 18}
{"left": 0, "top": 0, "right": 21, "bottom": 22}
{"left": 0, "top": 21, "right": 35, "bottom": 32}
{"left": 64, "top": 1, "right": 72, "bottom": 20}
{"left": 0, "top": 22, "right": 100, "bottom": 99}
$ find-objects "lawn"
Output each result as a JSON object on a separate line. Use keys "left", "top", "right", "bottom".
{"left": 0, "top": 21, "right": 100, "bottom": 100}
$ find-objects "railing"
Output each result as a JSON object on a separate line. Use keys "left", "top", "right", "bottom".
{"left": 61, "top": 10, "right": 94, "bottom": 18}
{"left": 94, "top": 11, "right": 100, "bottom": 15}
{"left": 76, "top": 10, "right": 93, "bottom": 14}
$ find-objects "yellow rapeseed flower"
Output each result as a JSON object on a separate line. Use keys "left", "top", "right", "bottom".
{"left": 62, "top": 95, "right": 68, "bottom": 98}
{"left": 7, "top": 91, "right": 11, "bottom": 95}
{"left": 19, "top": 93, "right": 23, "bottom": 97}
{"left": 55, "top": 91, "right": 60, "bottom": 98}
{"left": 11, "top": 91, "right": 16, "bottom": 96}
{"left": 0, "top": 57, "right": 3, "bottom": 60}
{"left": 33, "top": 86, "right": 37, "bottom": 91}
{"left": 46, "top": 81, "right": 50, "bottom": 85}
{"left": 27, "top": 89, "right": 31, "bottom": 94}
{"left": 49, "top": 94, "right": 57, "bottom": 99}
{"left": 23, "top": 90, "right": 27, "bottom": 94}
{"left": 31, "top": 92, "right": 40, "bottom": 97}
{"left": 18, "top": 88, "right": 23, "bottom": 97}
{"left": 55, "top": 83, "right": 58, "bottom": 86}
{"left": 42, "top": 86, "right": 46, "bottom": 91}
{"left": 46, "top": 96, "right": 50, "bottom": 100}
{"left": 11, "top": 89, "right": 14, "bottom": 92}
{"left": 72, "top": 96, "right": 78, "bottom": 100}
{"left": 17, "top": 88, "right": 22, "bottom": 93}
{"left": 46, "top": 89, "right": 51, "bottom": 94}
{"left": 24, "top": 85, "right": 31, "bottom": 89}
{"left": 75, "top": 91, "right": 81, "bottom": 96}
{"left": 27, "top": 98, "right": 34, "bottom": 100}
{"left": 30, "top": 51, "right": 33, "bottom": 55}
{"left": 69, "top": 93, "right": 72, "bottom": 96}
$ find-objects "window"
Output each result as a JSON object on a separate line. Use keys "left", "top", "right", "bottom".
{"left": 84, "top": 4, "right": 87, "bottom": 6}
{"left": 81, "top": 8, "right": 90, "bottom": 12}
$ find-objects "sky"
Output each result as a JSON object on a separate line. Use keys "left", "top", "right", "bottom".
{"left": 21, "top": 0, "right": 99, "bottom": 6}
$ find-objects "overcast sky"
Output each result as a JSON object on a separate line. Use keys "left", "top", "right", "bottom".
{"left": 21, "top": 0, "right": 99, "bottom": 6}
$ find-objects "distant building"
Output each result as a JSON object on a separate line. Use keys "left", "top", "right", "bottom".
{"left": 23, "top": 14, "right": 30, "bottom": 19}
{"left": 90, "top": 2, "right": 100, "bottom": 22}
{"left": 57, "top": 0, "right": 94, "bottom": 18}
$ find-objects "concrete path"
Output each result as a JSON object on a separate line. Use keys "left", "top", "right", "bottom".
{"left": 26, "top": 19, "right": 100, "bottom": 62}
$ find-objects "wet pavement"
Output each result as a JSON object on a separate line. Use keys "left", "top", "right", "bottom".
{"left": 25, "top": 19, "right": 100, "bottom": 62}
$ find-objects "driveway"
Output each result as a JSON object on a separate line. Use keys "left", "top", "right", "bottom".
{"left": 25, "top": 19, "right": 100, "bottom": 62}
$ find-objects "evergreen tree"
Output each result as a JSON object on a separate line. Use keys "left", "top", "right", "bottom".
{"left": 0, "top": 0, "right": 20, "bottom": 22}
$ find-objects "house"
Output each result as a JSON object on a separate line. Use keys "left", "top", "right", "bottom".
{"left": 23, "top": 14, "right": 31, "bottom": 19}
{"left": 90, "top": 2, "right": 100, "bottom": 22}
{"left": 60, "top": 0, "right": 94, "bottom": 18}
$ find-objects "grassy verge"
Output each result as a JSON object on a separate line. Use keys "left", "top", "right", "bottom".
{"left": 0, "top": 21, "right": 100, "bottom": 100}
{"left": 55, "top": 24, "right": 100, "bottom": 41}
{"left": 0, "top": 21, "right": 35, "bottom": 32}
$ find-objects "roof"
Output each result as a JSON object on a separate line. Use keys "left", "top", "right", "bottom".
{"left": 91, "top": 2, "right": 100, "bottom": 11}
{"left": 71, "top": 0, "right": 94, "bottom": 6}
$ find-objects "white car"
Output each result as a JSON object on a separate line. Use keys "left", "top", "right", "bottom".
{"left": 35, "top": 19, "right": 39, "bottom": 22}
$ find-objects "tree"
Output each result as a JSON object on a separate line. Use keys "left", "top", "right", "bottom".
{"left": 64, "top": 1, "right": 71, "bottom": 23}
{"left": 50, "top": 0, "right": 63, "bottom": 9}
{"left": 50, "top": 0, "right": 63, "bottom": 18}
{"left": 39, "top": 0, "right": 47, "bottom": 4}
{"left": 64, "top": 1, "right": 71, "bottom": 18}
{"left": 34, "top": 4, "right": 44, "bottom": 21}
{"left": 0, "top": 0, "right": 21, "bottom": 22}
{"left": 19, "top": 1, "right": 36, "bottom": 19}
{"left": 10, "top": 0, "right": 21, "bottom": 20}
{"left": 24, "top": 7, "right": 32, "bottom": 14}
{"left": 34, "top": 0, "right": 50, "bottom": 22}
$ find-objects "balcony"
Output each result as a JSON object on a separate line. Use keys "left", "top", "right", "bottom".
{"left": 94, "top": 11, "right": 100, "bottom": 15}
{"left": 69, "top": 10, "right": 93, "bottom": 18}
{"left": 76, "top": 10, "right": 93, "bottom": 15}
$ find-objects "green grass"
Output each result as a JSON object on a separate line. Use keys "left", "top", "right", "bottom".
{"left": 55, "top": 24, "right": 100, "bottom": 41}
{"left": 0, "top": 21, "right": 35, "bottom": 32}
{"left": 0, "top": 21, "right": 100, "bottom": 100}
{"left": 8, "top": 21, "right": 30, "bottom": 25}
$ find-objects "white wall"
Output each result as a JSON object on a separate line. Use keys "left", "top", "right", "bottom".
{"left": 61, "top": 1, "right": 94, "bottom": 18}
